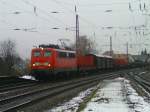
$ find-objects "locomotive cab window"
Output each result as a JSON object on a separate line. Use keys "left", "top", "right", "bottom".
{"left": 33, "top": 51, "right": 41, "bottom": 57}
{"left": 59, "top": 52, "right": 67, "bottom": 58}
{"left": 69, "top": 53, "right": 75, "bottom": 58}
{"left": 44, "top": 51, "right": 52, "bottom": 57}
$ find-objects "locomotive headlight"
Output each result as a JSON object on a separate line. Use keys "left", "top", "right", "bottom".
{"left": 32, "top": 62, "right": 40, "bottom": 66}
{"left": 43, "top": 62, "right": 51, "bottom": 67}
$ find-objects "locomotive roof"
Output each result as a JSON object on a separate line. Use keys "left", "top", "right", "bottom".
{"left": 55, "top": 48, "right": 75, "bottom": 53}
{"left": 32, "top": 47, "right": 75, "bottom": 53}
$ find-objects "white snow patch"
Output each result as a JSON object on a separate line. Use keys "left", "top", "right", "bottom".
{"left": 82, "top": 77, "right": 150, "bottom": 112}
{"left": 20, "top": 75, "right": 36, "bottom": 80}
{"left": 124, "top": 79, "right": 150, "bottom": 112}
{"left": 83, "top": 78, "right": 131, "bottom": 112}
{"left": 47, "top": 86, "right": 98, "bottom": 112}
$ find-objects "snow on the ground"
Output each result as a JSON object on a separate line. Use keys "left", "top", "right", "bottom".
{"left": 83, "top": 78, "right": 150, "bottom": 112}
{"left": 83, "top": 78, "right": 131, "bottom": 112}
{"left": 46, "top": 77, "right": 150, "bottom": 112}
{"left": 47, "top": 86, "right": 98, "bottom": 112}
{"left": 124, "top": 79, "right": 150, "bottom": 112}
{"left": 20, "top": 75, "right": 36, "bottom": 80}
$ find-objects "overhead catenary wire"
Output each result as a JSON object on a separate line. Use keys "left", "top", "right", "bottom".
{"left": 0, "top": 0, "right": 73, "bottom": 38}
{"left": 0, "top": 0, "right": 69, "bottom": 30}
{"left": 1, "top": 1, "right": 150, "bottom": 38}
{"left": 21, "top": 0, "right": 67, "bottom": 26}
{"left": 0, "top": 18, "right": 57, "bottom": 38}
{"left": 0, "top": 0, "right": 51, "bottom": 27}
{"left": 50, "top": 0, "right": 150, "bottom": 29}
{"left": 49, "top": 0, "right": 101, "bottom": 33}
{"left": 53, "top": 0, "right": 148, "bottom": 7}
{"left": 1, "top": 0, "right": 148, "bottom": 32}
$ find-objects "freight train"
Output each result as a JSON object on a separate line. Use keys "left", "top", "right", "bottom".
{"left": 30, "top": 44, "right": 130, "bottom": 80}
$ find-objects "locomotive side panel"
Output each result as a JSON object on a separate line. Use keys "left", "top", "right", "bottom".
{"left": 53, "top": 50, "right": 77, "bottom": 73}
{"left": 77, "top": 55, "right": 96, "bottom": 72}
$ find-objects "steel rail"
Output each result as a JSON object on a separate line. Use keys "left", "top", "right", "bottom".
{"left": 0, "top": 74, "right": 118, "bottom": 112}
{"left": 127, "top": 72, "right": 150, "bottom": 94}
{"left": 0, "top": 82, "right": 37, "bottom": 93}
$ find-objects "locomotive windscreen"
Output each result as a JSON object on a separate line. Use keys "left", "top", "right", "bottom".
{"left": 33, "top": 51, "right": 41, "bottom": 57}
{"left": 44, "top": 51, "right": 52, "bottom": 57}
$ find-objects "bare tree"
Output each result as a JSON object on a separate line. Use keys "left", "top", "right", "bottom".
{"left": 0, "top": 39, "right": 18, "bottom": 75}
{"left": 70, "top": 35, "right": 97, "bottom": 55}
{"left": 78, "top": 35, "right": 97, "bottom": 55}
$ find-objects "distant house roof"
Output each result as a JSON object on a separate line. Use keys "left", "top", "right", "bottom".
{"left": 86, "top": 53, "right": 112, "bottom": 58}
{"left": 132, "top": 55, "right": 149, "bottom": 62}
{"left": 103, "top": 51, "right": 113, "bottom": 56}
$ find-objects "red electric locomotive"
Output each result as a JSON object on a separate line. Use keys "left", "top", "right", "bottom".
{"left": 30, "top": 45, "right": 77, "bottom": 79}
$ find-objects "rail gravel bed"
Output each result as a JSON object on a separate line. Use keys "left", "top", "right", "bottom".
{"left": 126, "top": 72, "right": 150, "bottom": 97}
{"left": 0, "top": 73, "right": 119, "bottom": 112}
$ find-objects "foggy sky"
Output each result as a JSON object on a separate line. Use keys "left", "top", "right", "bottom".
{"left": 0, "top": 0, "right": 149, "bottom": 59}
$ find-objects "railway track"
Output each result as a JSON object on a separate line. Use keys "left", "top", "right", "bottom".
{"left": 0, "top": 77, "right": 37, "bottom": 92}
{"left": 127, "top": 72, "right": 150, "bottom": 94}
{"left": 0, "top": 82, "right": 38, "bottom": 93}
{"left": 136, "top": 71, "right": 150, "bottom": 83}
{"left": 0, "top": 76, "right": 33, "bottom": 84}
{"left": 0, "top": 73, "right": 119, "bottom": 112}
